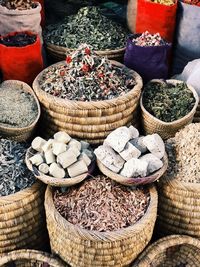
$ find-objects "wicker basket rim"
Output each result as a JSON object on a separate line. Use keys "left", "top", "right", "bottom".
{"left": 160, "top": 175, "right": 200, "bottom": 190}
{"left": 32, "top": 60, "right": 143, "bottom": 109}
{"left": 97, "top": 152, "right": 168, "bottom": 186}
{"left": 0, "top": 80, "right": 41, "bottom": 132}
{"left": 140, "top": 79, "right": 199, "bottom": 126}
{"left": 45, "top": 184, "right": 158, "bottom": 240}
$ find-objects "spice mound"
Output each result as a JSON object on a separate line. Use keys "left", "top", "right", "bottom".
{"left": 183, "top": 0, "right": 200, "bottom": 6}
{"left": 39, "top": 44, "right": 136, "bottom": 101}
{"left": 164, "top": 123, "right": 200, "bottom": 183}
{"left": 0, "top": 85, "right": 38, "bottom": 128}
{"left": 1, "top": 0, "right": 37, "bottom": 10}
{"left": 54, "top": 176, "right": 150, "bottom": 232}
{"left": 149, "top": 0, "right": 175, "bottom": 5}
{"left": 143, "top": 80, "right": 195, "bottom": 122}
{"left": 132, "top": 31, "right": 169, "bottom": 47}
{"left": 0, "top": 33, "right": 37, "bottom": 47}
{"left": 44, "top": 6, "right": 128, "bottom": 51}
{"left": 29, "top": 131, "right": 94, "bottom": 179}
{"left": 95, "top": 126, "right": 165, "bottom": 178}
{"left": 0, "top": 139, "right": 35, "bottom": 196}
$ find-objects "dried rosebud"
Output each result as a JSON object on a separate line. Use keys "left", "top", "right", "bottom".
{"left": 82, "top": 64, "right": 90, "bottom": 72}
{"left": 66, "top": 56, "right": 72, "bottom": 64}
{"left": 60, "top": 70, "right": 65, "bottom": 76}
{"left": 85, "top": 47, "right": 91, "bottom": 55}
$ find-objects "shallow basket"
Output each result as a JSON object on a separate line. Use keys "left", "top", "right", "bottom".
{"left": 0, "top": 249, "right": 67, "bottom": 267}
{"left": 156, "top": 175, "right": 200, "bottom": 239}
{"left": 0, "top": 80, "right": 41, "bottom": 142}
{"left": 97, "top": 152, "right": 168, "bottom": 186}
{"left": 193, "top": 101, "right": 200, "bottom": 122}
{"left": 45, "top": 183, "right": 158, "bottom": 267}
{"left": 140, "top": 79, "right": 199, "bottom": 140}
{"left": 25, "top": 147, "right": 96, "bottom": 187}
{"left": 132, "top": 235, "right": 200, "bottom": 267}
{"left": 32, "top": 61, "right": 143, "bottom": 144}
{"left": 0, "top": 182, "right": 48, "bottom": 253}
{"left": 46, "top": 42, "right": 125, "bottom": 62}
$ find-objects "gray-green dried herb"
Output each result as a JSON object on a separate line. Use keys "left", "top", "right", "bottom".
{"left": 0, "top": 85, "right": 38, "bottom": 128}
{"left": 44, "top": 6, "right": 128, "bottom": 51}
{"left": 39, "top": 44, "right": 136, "bottom": 101}
{"left": 0, "top": 139, "right": 35, "bottom": 196}
{"left": 143, "top": 81, "right": 195, "bottom": 122}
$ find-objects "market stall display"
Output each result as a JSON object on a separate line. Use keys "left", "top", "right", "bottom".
{"left": 45, "top": 176, "right": 158, "bottom": 267}
{"left": 95, "top": 126, "right": 168, "bottom": 186}
{"left": 140, "top": 79, "right": 199, "bottom": 139}
{"left": 33, "top": 44, "right": 142, "bottom": 144}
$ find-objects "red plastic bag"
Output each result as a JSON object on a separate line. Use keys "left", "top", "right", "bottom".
{"left": 0, "top": 31, "right": 43, "bottom": 85}
{"left": 136, "top": 0, "right": 177, "bottom": 42}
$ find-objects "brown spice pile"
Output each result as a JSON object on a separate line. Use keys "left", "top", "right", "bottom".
{"left": 54, "top": 176, "right": 150, "bottom": 232}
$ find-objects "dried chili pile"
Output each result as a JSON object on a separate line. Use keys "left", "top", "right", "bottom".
{"left": 39, "top": 44, "right": 136, "bottom": 101}
{"left": 1, "top": 0, "right": 37, "bottom": 10}
{"left": 0, "top": 139, "right": 35, "bottom": 196}
{"left": 44, "top": 6, "right": 128, "bottom": 51}
{"left": 0, "top": 33, "right": 36, "bottom": 47}
{"left": 183, "top": 0, "right": 200, "bottom": 6}
{"left": 54, "top": 176, "right": 150, "bottom": 232}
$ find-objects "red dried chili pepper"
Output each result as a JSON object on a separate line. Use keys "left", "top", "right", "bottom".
{"left": 82, "top": 64, "right": 90, "bottom": 72}
{"left": 60, "top": 70, "right": 65, "bottom": 76}
{"left": 66, "top": 56, "right": 72, "bottom": 64}
{"left": 85, "top": 48, "right": 91, "bottom": 55}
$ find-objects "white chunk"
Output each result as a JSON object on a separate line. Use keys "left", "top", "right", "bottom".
{"left": 82, "top": 149, "right": 94, "bottom": 159}
{"left": 143, "top": 134, "right": 165, "bottom": 159}
{"left": 67, "top": 160, "right": 88, "bottom": 177}
{"left": 79, "top": 152, "right": 91, "bottom": 167}
{"left": 69, "top": 139, "right": 81, "bottom": 151}
{"left": 140, "top": 153, "right": 163, "bottom": 175}
{"left": 94, "top": 145, "right": 125, "bottom": 173}
{"left": 44, "top": 149, "right": 56, "bottom": 164}
{"left": 130, "top": 136, "right": 148, "bottom": 154}
{"left": 80, "top": 141, "right": 90, "bottom": 150}
{"left": 57, "top": 150, "right": 77, "bottom": 169}
{"left": 29, "top": 154, "right": 44, "bottom": 166}
{"left": 129, "top": 126, "right": 139, "bottom": 139}
{"left": 42, "top": 139, "right": 54, "bottom": 152}
{"left": 31, "top": 137, "right": 46, "bottom": 153}
{"left": 38, "top": 163, "right": 49, "bottom": 174}
{"left": 49, "top": 163, "right": 65, "bottom": 179}
{"left": 54, "top": 131, "right": 71, "bottom": 144}
{"left": 104, "top": 126, "right": 132, "bottom": 153}
{"left": 120, "top": 158, "right": 148, "bottom": 178}
{"left": 52, "top": 141, "right": 67, "bottom": 156}
{"left": 119, "top": 142, "right": 141, "bottom": 161}
{"left": 67, "top": 146, "right": 80, "bottom": 158}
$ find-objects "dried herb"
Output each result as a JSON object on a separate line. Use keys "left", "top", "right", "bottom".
{"left": 39, "top": 44, "right": 136, "bottom": 101}
{"left": 0, "top": 85, "right": 38, "bottom": 128}
{"left": 1, "top": 0, "right": 37, "bottom": 10}
{"left": 132, "top": 31, "right": 169, "bottom": 47}
{"left": 44, "top": 6, "right": 128, "bottom": 51}
{"left": 143, "top": 81, "right": 195, "bottom": 122}
{"left": 0, "top": 139, "right": 35, "bottom": 196}
{"left": 54, "top": 176, "right": 150, "bottom": 232}
{"left": 0, "top": 33, "right": 36, "bottom": 47}
{"left": 150, "top": 0, "right": 175, "bottom": 5}
{"left": 164, "top": 123, "right": 200, "bottom": 183}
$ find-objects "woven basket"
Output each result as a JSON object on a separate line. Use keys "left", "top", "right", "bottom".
{"left": 97, "top": 152, "right": 168, "bottom": 186}
{"left": 193, "top": 101, "right": 200, "bottom": 122}
{"left": 140, "top": 79, "right": 199, "bottom": 140}
{"left": 25, "top": 147, "right": 96, "bottom": 187}
{"left": 156, "top": 176, "right": 200, "bottom": 238}
{"left": 46, "top": 42, "right": 125, "bottom": 62}
{"left": 45, "top": 183, "right": 158, "bottom": 267}
{"left": 0, "top": 249, "right": 67, "bottom": 267}
{"left": 0, "top": 182, "right": 48, "bottom": 253}
{"left": 132, "top": 235, "right": 200, "bottom": 267}
{"left": 0, "top": 80, "right": 41, "bottom": 142}
{"left": 32, "top": 61, "right": 143, "bottom": 144}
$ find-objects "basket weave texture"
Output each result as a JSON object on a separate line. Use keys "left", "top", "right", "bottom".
{"left": 0, "top": 182, "right": 48, "bottom": 253}
{"left": 132, "top": 235, "right": 200, "bottom": 267}
{"left": 33, "top": 61, "right": 143, "bottom": 144}
{"left": 0, "top": 80, "right": 41, "bottom": 142}
{"left": 0, "top": 249, "right": 67, "bottom": 267}
{"left": 156, "top": 176, "right": 200, "bottom": 239}
{"left": 193, "top": 101, "right": 200, "bottom": 122}
{"left": 140, "top": 79, "right": 199, "bottom": 140}
{"left": 44, "top": 184, "right": 158, "bottom": 267}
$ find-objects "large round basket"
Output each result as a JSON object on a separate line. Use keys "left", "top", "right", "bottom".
{"left": 193, "top": 101, "right": 200, "bottom": 122}
{"left": 0, "top": 80, "right": 41, "bottom": 142}
{"left": 156, "top": 176, "right": 200, "bottom": 239}
{"left": 140, "top": 79, "right": 199, "bottom": 140}
{"left": 32, "top": 61, "right": 143, "bottom": 144}
{"left": 44, "top": 183, "right": 158, "bottom": 267}
{"left": 46, "top": 42, "right": 125, "bottom": 62}
{"left": 132, "top": 235, "right": 200, "bottom": 267}
{"left": 0, "top": 249, "right": 67, "bottom": 267}
{"left": 0, "top": 182, "right": 48, "bottom": 253}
